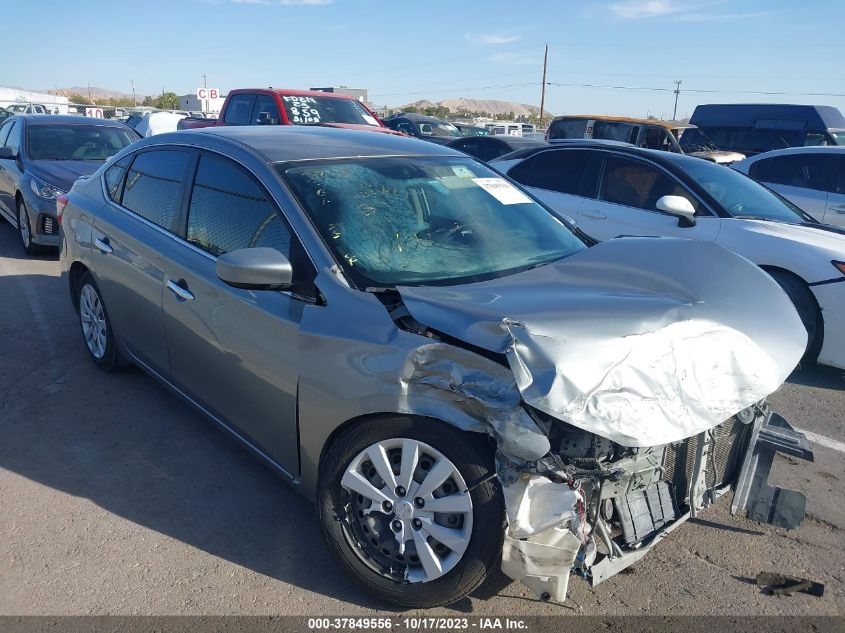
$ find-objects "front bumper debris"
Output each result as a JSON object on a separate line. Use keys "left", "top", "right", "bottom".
{"left": 731, "top": 410, "right": 814, "bottom": 530}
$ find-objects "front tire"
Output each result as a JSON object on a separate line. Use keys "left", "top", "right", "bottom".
{"left": 17, "top": 199, "right": 39, "bottom": 255}
{"left": 77, "top": 272, "right": 122, "bottom": 372}
{"left": 318, "top": 416, "right": 504, "bottom": 608}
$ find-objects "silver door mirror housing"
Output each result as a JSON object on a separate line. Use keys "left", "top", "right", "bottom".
{"left": 216, "top": 247, "right": 293, "bottom": 291}
{"left": 656, "top": 195, "right": 696, "bottom": 227}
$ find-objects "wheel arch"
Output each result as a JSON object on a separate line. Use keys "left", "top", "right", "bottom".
{"left": 68, "top": 261, "right": 91, "bottom": 313}
{"left": 759, "top": 264, "right": 824, "bottom": 355}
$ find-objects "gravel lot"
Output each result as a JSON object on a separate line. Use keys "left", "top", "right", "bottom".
{"left": 0, "top": 224, "right": 842, "bottom": 617}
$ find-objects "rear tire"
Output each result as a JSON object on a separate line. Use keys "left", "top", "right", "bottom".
{"left": 318, "top": 416, "right": 504, "bottom": 608}
{"left": 77, "top": 272, "right": 123, "bottom": 372}
{"left": 769, "top": 270, "right": 821, "bottom": 360}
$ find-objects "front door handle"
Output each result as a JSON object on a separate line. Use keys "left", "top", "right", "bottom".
{"left": 581, "top": 210, "right": 608, "bottom": 220}
{"left": 166, "top": 279, "right": 195, "bottom": 301}
{"left": 94, "top": 236, "right": 113, "bottom": 254}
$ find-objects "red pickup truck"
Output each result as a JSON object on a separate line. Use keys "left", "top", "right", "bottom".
{"left": 179, "top": 88, "right": 399, "bottom": 134}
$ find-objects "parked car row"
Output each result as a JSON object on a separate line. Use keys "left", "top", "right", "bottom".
{"left": 45, "top": 122, "right": 817, "bottom": 609}
{"left": 0, "top": 96, "right": 835, "bottom": 609}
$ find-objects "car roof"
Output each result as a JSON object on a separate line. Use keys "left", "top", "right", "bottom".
{"left": 230, "top": 88, "right": 359, "bottom": 100}
{"left": 736, "top": 146, "right": 845, "bottom": 163}
{"left": 690, "top": 103, "right": 845, "bottom": 129}
{"left": 491, "top": 140, "right": 687, "bottom": 166}
{"left": 550, "top": 114, "right": 676, "bottom": 129}
{"left": 156, "top": 125, "right": 462, "bottom": 162}
{"left": 385, "top": 113, "right": 451, "bottom": 124}
{"left": 12, "top": 114, "right": 129, "bottom": 127}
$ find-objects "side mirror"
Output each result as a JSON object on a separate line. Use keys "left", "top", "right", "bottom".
{"left": 216, "top": 247, "right": 293, "bottom": 291}
{"left": 0, "top": 147, "right": 15, "bottom": 160}
{"left": 656, "top": 195, "right": 696, "bottom": 227}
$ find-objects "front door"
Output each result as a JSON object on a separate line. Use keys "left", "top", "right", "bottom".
{"left": 161, "top": 152, "right": 306, "bottom": 475}
{"left": 576, "top": 153, "right": 722, "bottom": 243}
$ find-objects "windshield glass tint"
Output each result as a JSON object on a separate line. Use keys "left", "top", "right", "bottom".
{"left": 830, "top": 131, "right": 845, "bottom": 145}
{"left": 680, "top": 157, "right": 807, "bottom": 223}
{"left": 28, "top": 124, "right": 136, "bottom": 161}
{"left": 277, "top": 156, "right": 585, "bottom": 288}
{"left": 280, "top": 95, "right": 380, "bottom": 126}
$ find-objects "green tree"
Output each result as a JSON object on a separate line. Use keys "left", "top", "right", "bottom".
{"left": 155, "top": 92, "right": 179, "bottom": 110}
{"left": 68, "top": 93, "right": 90, "bottom": 105}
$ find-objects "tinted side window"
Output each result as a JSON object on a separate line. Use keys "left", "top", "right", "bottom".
{"left": 517, "top": 150, "right": 591, "bottom": 195}
{"left": 186, "top": 154, "right": 291, "bottom": 257}
{"left": 122, "top": 150, "right": 189, "bottom": 230}
{"left": 252, "top": 94, "right": 280, "bottom": 125}
{"left": 747, "top": 157, "right": 771, "bottom": 181}
{"left": 223, "top": 94, "right": 255, "bottom": 125}
{"left": 600, "top": 156, "right": 698, "bottom": 212}
{"left": 104, "top": 155, "right": 132, "bottom": 202}
{"left": 761, "top": 154, "right": 832, "bottom": 191}
{"left": 547, "top": 118, "right": 588, "bottom": 140}
{"left": 5, "top": 121, "right": 22, "bottom": 154}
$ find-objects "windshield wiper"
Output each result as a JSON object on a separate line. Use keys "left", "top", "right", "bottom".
{"left": 733, "top": 214, "right": 779, "bottom": 222}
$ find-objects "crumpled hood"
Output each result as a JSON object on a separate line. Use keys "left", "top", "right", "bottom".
{"left": 28, "top": 160, "right": 103, "bottom": 190}
{"left": 397, "top": 237, "right": 806, "bottom": 447}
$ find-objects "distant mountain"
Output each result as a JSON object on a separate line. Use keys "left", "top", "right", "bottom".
{"left": 38, "top": 87, "right": 148, "bottom": 101}
{"left": 395, "top": 98, "right": 551, "bottom": 118}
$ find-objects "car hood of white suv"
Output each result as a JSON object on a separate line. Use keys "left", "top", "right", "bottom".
{"left": 398, "top": 237, "right": 806, "bottom": 447}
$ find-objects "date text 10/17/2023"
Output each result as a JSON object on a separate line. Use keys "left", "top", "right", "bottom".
{"left": 307, "top": 618, "right": 529, "bottom": 630}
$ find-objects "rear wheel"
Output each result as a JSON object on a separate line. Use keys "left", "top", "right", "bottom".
{"left": 318, "top": 416, "right": 503, "bottom": 608}
{"left": 77, "top": 272, "right": 123, "bottom": 372}
{"left": 769, "top": 270, "right": 821, "bottom": 360}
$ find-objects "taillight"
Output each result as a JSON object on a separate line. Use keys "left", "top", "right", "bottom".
{"left": 56, "top": 194, "right": 69, "bottom": 225}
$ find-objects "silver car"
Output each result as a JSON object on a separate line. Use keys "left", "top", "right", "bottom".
{"left": 732, "top": 146, "right": 845, "bottom": 228}
{"left": 59, "top": 126, "right": 813, "bottom": 607}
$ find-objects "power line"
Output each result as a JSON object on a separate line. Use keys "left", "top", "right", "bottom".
{"left": 545, "top": 81, "right": 845, "bottom": 98}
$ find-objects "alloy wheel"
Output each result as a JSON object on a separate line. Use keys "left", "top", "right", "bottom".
{"left": 79, "top": 284, "right": 107, "bottom": 359}
{"left": 340, "top": 438, "right": 473, "bottom": 583}
{"left": 18, "top": 203, "right": 31, "bottom": 248}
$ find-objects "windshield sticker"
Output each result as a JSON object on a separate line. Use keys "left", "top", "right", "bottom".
{"left": 452, "top": 166, "right": 475, "bottom": 179}
{"left": 472, "top": 178, "right": 533, "bottom": 205}
{"left": 283, "top": 96, "right": 321, "bottom": 124}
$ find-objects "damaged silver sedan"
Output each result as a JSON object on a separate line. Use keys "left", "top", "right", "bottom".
{"left": 60, "top": 126, "right": 814, "bottom": 608}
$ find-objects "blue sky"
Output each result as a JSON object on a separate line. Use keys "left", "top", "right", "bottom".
{"left": 5, "top": 0, "right": 845, "bottom": 118}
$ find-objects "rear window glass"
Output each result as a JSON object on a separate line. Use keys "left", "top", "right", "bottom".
{"left": 122, "top": 150, "right": 189, "bottom": 230}
{"left": 548, "top": 118, "right": 589, "bottom": 139}
{"left": 27, "top": 124, "right": 135, "bottom": 161}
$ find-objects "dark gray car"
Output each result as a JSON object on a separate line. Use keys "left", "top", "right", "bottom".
{"left": 0, "top": 115, "right": 138, "bottom": 254}
{"left": 59, "top": 126, "right": 813, "bottom": 608}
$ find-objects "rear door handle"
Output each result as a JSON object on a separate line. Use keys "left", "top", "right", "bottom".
{"left": 166, "top": 279, "right": 195, "bottom": 302}
{"left": 581, "top": 210, "right": 607, "bottom": 220}
{"left": 94, "top": 236, "right": 113, "bottom": 254}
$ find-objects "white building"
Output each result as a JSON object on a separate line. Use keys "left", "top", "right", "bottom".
{"left": 178, "top": 93, "right": 226, "bottom": 114}
{"left": 0, "top": 87, "right": 70, "bottom": 113}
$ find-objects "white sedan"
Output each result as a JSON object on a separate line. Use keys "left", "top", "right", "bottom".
{"left": 493, "top": 142, "right": 845, "bottom": 369}
{"left": 732, "top": 146, "right": 845, "bottom": 228}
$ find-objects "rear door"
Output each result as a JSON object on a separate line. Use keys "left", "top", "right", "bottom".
{"left": 92, "top": 148, "right": 193, "bottom": 375}
{"left": 161, "top": 152, "right": 309, "bottom": 474}
{"left": 505, "top": 149, "right": 598, "bottom": 223}
{"left": 824, "top": 156, "right": 845, "bottom": 227}
{"left": 748, "top": 153, "right": 832, "bottom": 221}
{"left": 577, "top": 153, "right": 721, "bottom": 242}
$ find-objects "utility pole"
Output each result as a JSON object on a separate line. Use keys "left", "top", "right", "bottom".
{"left": 87, "top": 83, "right": 91, "bottom": 104}
{"left": 132, "top": 79, "right": 136, "bottom": 106}
{"left": 672, "top": 79, "right": 682, "bottom": 121}
{"left": 539, "top": 44, "right": 549, "bottom": 129}
{"left": 203, "top": 73, "right": 208, "bottom": 113}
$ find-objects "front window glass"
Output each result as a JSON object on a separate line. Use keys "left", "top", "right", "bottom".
{"left": 679, "top": 157, "right": 808, "bottom": 223}
{"left": 416, "top": 120, "right": 461, "bottom": 138}
{"left": 280, "top": 96, "right": 381, "bottom": 126}
{"left": 27, "top": 124, "right": 136, "bottom": 161}
{"left": 829, "top": 131, "right": 845, "bottom": 145}
{"left": 187, "top": 154, "right": 291, "bottom": 257}
{"left": 277, "top": 156, "right": 584, "bottom": 288}
{"left": 600, "top": 156, "right": 699, "bottom": 213}
{"left": 592, "top": 121, "right": 638, "bottom": 144}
